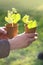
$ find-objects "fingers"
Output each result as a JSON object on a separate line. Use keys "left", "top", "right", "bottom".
{"left": 27, "top": 36, "right": 38, "bottom": 44}
{"left": 0, "top": 28, "right": 7, "bottom": 34}
{"left": 3, "top": 29, "right": 7, "bottom": 34}
{"left": 35, "top": 33, "right": 38, "bottom": 36}
{"left": 26, "top": 33, "right": 38, "bottom": 38}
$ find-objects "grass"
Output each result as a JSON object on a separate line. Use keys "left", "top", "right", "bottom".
{"left": 0, "top": 10, "right": 43, "bottom": 65}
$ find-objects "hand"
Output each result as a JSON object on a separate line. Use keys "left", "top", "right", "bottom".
{"left": 0, "top": 27, "right": 7, "bottom": 34}
{"left": 0, "top": 27, "right": 8, "bottom": 39}
{"left": 8, "top": 33, "right": 37, "bottom": 50}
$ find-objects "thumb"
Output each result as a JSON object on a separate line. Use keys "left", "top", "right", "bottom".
{"left": 0, "top": 28, "right": 7, "bottom": 34}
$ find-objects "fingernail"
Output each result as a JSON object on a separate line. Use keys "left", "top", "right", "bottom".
{"left": 35, "top": 33, "right": 38, "bottom": 35}
{"left": 34, "top": 36, "right": 38, "bottom": 39}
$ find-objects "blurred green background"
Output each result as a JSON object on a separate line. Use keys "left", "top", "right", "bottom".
{"left": 0, "top": 0, "right": 43, "bottom": 65}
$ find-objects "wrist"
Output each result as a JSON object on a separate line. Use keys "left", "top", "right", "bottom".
{"left": 8, "top": 39, "right": 13, "bottom": 50}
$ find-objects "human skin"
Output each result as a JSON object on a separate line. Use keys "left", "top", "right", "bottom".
{"left": 8, "top": 33, "right": 37, "bottom": 50}
{"left": 0, "top": 27, "right": 37, "bottom": 50}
